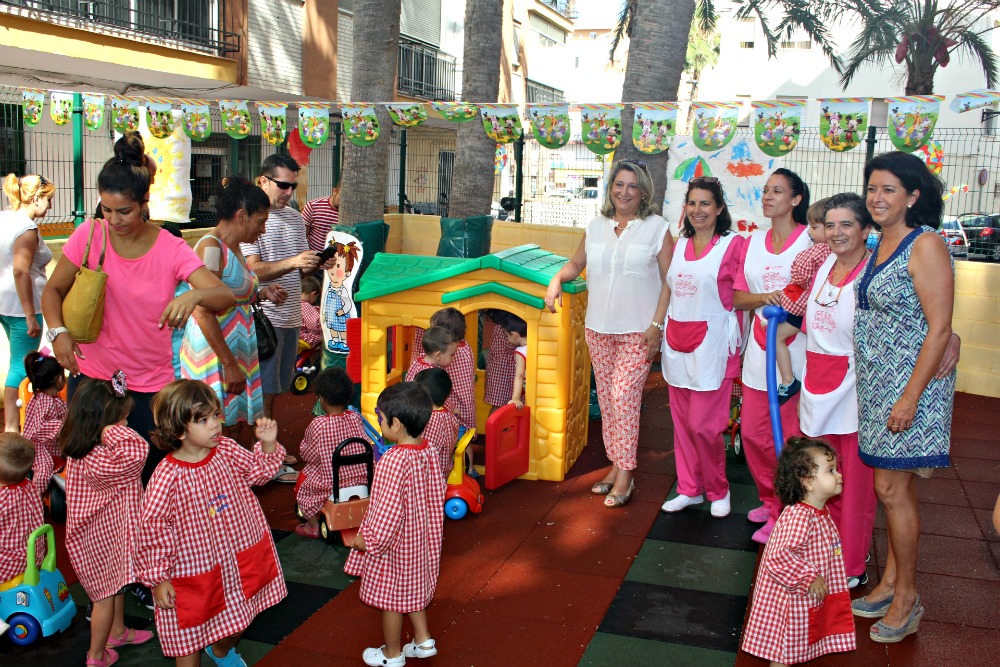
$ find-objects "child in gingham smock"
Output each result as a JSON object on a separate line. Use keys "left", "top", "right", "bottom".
{"left": 482, "top": 310, "right": 517, "bottom": 413}
{"left": 21, "top": 351, "right": 67, "bottom": 463}
{"left": 62, "top": 372, "right": 154, "bottom": 666}
{"left": 0, "top": 433, "right": 53, "bottom": 586}
{"left": 138, "top": 380, "right": 287, "bottom": 667}
{"left": 415, "top": 367, "right": 460, "bottom": 477}
{"left": 345, "top": 382, "right": 446, "bottom": 667}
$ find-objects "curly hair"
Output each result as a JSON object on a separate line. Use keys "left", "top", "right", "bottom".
{"left": 151, "top": 380, "right": 221, "bottom": 452}
{"left": 775, "top": 437, "right": 838, "bottom": 507}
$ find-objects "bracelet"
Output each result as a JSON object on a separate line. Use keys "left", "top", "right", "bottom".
{"left": 649, "top": 321, "right": 665, "bottom": 332}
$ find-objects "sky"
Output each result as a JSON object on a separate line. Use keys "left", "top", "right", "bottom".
{"left": 572, "top": 0, "right": 622, "bottom": 28}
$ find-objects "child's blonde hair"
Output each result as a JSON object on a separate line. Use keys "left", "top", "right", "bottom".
{"left": 151, "top": 380, "right": 222, "bottom": 452}
{"left": 0, "top": 433, "right": 35, "bottom": 485}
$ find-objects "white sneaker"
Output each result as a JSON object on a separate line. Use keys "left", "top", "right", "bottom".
{"left": 403, "top": 639, "right": 437, "bottom": 658}
{"left": 363, "top": 646, "right": 405, "bottom": 667}
{"left": 661, "top": 494, "right": 704, "bottom": 513}
{"left": 710, "top": 491, "right": 731, "bottom": 518}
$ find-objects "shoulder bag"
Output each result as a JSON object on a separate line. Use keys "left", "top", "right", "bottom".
{"left": 251, "top": 293, "right": 277, "bottom": 361}
{"left": 61, "top": 220, "right": 108, "bottom": 344}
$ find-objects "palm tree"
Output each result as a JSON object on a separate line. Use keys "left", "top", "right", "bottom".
{"left": 339, "top": 0, "right": 402, "bottom": 226}
{"left": 735, "top": 0, "right": 1000, "bottom": 95}
{"left": 448, "top": 0, "right": 504, "bottom": 220}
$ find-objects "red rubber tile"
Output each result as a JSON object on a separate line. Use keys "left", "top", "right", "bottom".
{"left": 437, "top": 611, "right": 593, "bottom": 667}
{"left": 961, "top": 480, "right": 1000, "bottom": 510}
{"left": 434, "top": 555, "right": 505, "bottom": 607}
{"left": 875, "top": 532, "right": 1000, "bottom": 582}
{"left": 439, "top": 512, "right": 536, "bottom": 561}
{"left": 508, "top": 522, "right": 643, "bottom": 579}
{"left": 953, "top": 457, "right": 1000, "bottom": 484}
{"left": 915, "top": 477, "right": 969, "bottom": 507}
{"left": 951, "top": 438, "right": 1000, "bottom": 460}
{"left": 974, "top": 508, "right": 1000, "bottom": 542}
{"left": 542, "top": 492, "right": 664, "bottom": 537}
{"left": 875, "top": 503, "right": 984, "bottom": 540}
{"left": 912, "top": 573, "right": 1000, "bottom": 630}
{"left": 883, "top": 620, "right": 1000, "bottom": 666}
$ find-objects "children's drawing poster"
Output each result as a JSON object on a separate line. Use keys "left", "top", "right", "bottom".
{"left": 342, "top": 105, "right": 381, "bottom": 147}
{"left": 139, "top": 107, "right": 193, "bottom": 224}
{"left": 691, "top": 102, "right": 739, "bottom": 152}
{"left": 145, "top": 99, "right": 175, "bottom": 139}
{"left": 431, "top": 101, "right": 479, "bottom": 122}
{"left": 49, "top": 92, "right": 72, "bottom": 126}
{"left": 580, "top": 103, "right": 624, "bottom": 155}
{"left": 631, "top": 103, "right": 678, "bottom": 155}
{"left": 818, "top": 98, "right": 869, "bottom": 152}
{"left": 22, "top": 89, "right": 44, "bottom": 127}
{"left": 298, "top": 103, "right": 330, "bottom": 148}
{"left": 219, "top": 100, "right": 251, "bottom": 139}
{"left": 179, "top": 100, "right": 211, "bottom": 142}
{"left": 950, "top": 89, "right": 1000, "bottom": 113}
{"left": 256, "top": 102, "right": 287, "bottom": 145}
{"left": 495, "top": 144, "right": 508, "bottom": 174}
{"left": 751, "top": 99, "right": 804, "bottom": 157}
{"left": 82, "top": 94, "right": 105, "bottom": 131}
{"left": 320, "top": 230, "right": 363, "bottom": 355}
{"left": 110, "top": 96, "right": 140, "bottom": 134}
{"left": 916, "top": 139, "right": 944, "bottom": 175}
{"left": 385, "top": 103, "right": 428, "bottom": 128}
{"left": 525, "top": 104, "right": 571, "bottom": 149}
{"left": 886, "top": 95, "right": 943, "bottom": 152}
{"left": 480, "top": 104, "right": 523, "bottom": 144}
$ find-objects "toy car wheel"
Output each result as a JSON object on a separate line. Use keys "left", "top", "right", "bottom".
{"left": 49, "top": 483, "right": 67, "bottom": 523}
{"left": 445, "top": 497, "right": 469, "bottom": 521}
{"left": 732, "top": 431, "right": 745, "bottom": 461}
{"left": 319, "top": 519, "right": 338, "bottom": 544}
{"left": 290, "top": 371, "right": 311, "bottom": 395}
{"left": 7, "top": 612, "right": 42, "bottom": 646}
{"left": 294, "top": 502, "right": 306, "bottom": 522}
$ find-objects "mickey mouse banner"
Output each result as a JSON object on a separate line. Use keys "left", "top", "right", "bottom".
{"left": 691, "top": 102, "right": 739, "bottom": 151}
{"left": 580, "top": 103, "right": 624, "bottom": 155}
{"left": 479, "top": 104, "right": 523, "bottom": 144}
{"left": 818, "top": 98, "right": 869, "bottom": 152}
{"left": 632, "top": 103, "right": 678, "bottom": 155}
{"left": 179, "top": 100, "right": 211, "bottom": 142}
{"left": 525, "top": 104, "right": 571, "bottom": 149}
{"left": 752, "top": 99, "right": 804, "bottom": 156}
{"left": 83, "top": 94, "right": 105, "bottom": 131}
{"left": 386, "top": 103, "right": 428, "bottom": 128}
{"left": 885, "top": 95, "right": 943, "bottom": 152}
{"left": 22, "top": 89, "right": 43, "bottom": 127}
{"left": 298, "top": 103, "right": 330, "bottom": 148}
{"left": 342, "top": 105, "right": 381, "bottom": 146}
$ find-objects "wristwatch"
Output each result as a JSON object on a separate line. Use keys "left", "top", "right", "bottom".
{"left": 46, "top": 327, "right": 69, "bottom": 342}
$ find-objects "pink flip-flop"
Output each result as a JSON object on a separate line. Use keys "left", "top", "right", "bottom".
{"left": 106, "top": 627, "right": 155, "bottom": 648}
{"left": 85, "top": 648, "right": 119, "bottom": 666}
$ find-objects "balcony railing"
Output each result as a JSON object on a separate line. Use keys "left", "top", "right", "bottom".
{"left": 397, "top": 41, "right": 457, "bottom": 101}
{"left": 1, "top": 0, "right": 241, "bottom": 57}
{"left": 538, "top": 0, "right": 577, "bottom": 20}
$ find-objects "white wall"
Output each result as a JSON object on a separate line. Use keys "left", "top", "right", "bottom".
{"left": 247, "top": 0, "right": 305, "bottom": 96}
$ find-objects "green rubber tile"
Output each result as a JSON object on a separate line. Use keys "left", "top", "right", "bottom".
{"left": 625, "top": 540, "right": 758, "bottom": 596}
{"left": 661, "top": 480, "right": 761, "bottom": 516}
{"left": 580, "top": 631, "right": 736, "bottom": 666}
{"left": 274, "top": 534, "right": 356, "bottom": 590}
{"left": 111, "top": 637, "right": 273, "bottom": 666}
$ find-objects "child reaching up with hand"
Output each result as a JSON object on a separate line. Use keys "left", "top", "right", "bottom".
{"left": 741, "top": 438, "right": 855, "bottom": 666}
{"left": 137, "top": 380, "right": 287, "bottom": 667}
{"left": 61, "top": 372, "right": 153, "bottom": 667}
{"left": 346, "top": 382, "right": 446, "bottom": 667}
{"left": 22, "top": 351, "right": 67, "bottom": 466}
{"left": 501, "top": 314, "right": 528, "bottom": 409}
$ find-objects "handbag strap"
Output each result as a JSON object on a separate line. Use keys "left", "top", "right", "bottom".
{"left": 82, "top": 219, "right": 108, "bottom": 271}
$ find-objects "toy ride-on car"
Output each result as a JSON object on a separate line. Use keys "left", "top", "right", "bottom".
{"left": 289, "top": 340, "right": 321, "bottom": 395}
{"left": 294, "top": 437, "right": 374, "bottom": 546}
{"left": 444, "top": 428, "right": 484, "bottom": 521}
{"left": 0, "top": 524, "right": 76, "bottom": 646}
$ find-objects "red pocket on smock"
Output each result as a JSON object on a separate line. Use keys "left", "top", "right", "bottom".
{"left": 808, "top": 590, "right": 854, "bottom": 644}
{"left": 172, "top": 566, "right": 226, "bottom": 629}
{"left": 236, "top": 532, "right": 280, "bottom": 600}
{"left": 803, "top": 351, "right": 849, "bottom": 395}
{"left": 665, "top": 319, "right": 708, "bottom": 353}
{"left": 752, "top": 315, "right": 797, "bottom": 350}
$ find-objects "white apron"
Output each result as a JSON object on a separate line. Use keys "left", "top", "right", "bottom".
{"left": 799, "top": 254, "right": 862, "bottom": 436}
{"left": 662, "top": 235, "right": 741, "bottom": 391}
{"left": 741, "top": 228, "right": 812, "bottom": 391}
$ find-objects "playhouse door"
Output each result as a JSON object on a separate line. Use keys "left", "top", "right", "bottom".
{"left": 485, "top": 404, "right": 530, "bottom": 490}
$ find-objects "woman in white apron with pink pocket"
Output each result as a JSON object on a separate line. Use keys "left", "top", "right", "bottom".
{"left": 660, "top": 178, "right": 745, "bottom": 519}
{"left": 798, "top": 193, "right": 877, "bottom": 589}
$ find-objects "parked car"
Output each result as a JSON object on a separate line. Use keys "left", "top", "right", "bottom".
{"left": 575, "top": 187, "right": 599, "bottom": 201}
{"left": 939, "top": 217, "right": 969, "bottom": 257}
{"left": 959, "top": 213, "right": 1000, "bottom": 261}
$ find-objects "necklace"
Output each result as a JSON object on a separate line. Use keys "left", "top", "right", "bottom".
{"left": 816, "top": 251, "right": 868, "bottom": 307}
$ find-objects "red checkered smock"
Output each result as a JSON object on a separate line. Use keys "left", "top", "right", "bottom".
{"left": 136, "top": 437, "right": 287, "bottom": 658}
{"left": 344, "top": 442, "right": 445, "bottom": 613}
{"left": 780, "top": 243, "right": 831, "bottom": 316}
{"left": 422, "top": 408, "right": 459, "bottom": 477}
{"left": 65, "top": 425, "right": 147, "bottom": 601}
{"left": 410, "top": 331, "right": 475, "bottom": 427}
{"left": 405, "top": 356, "right": 459, "bottom": 417}
{"left": 296, "top": 412, "right": 370, "bottom": 520}
{"left": 300, "top": 301, "right": 322, "bottom": 349}
{"left": 742, "top": 502, "right": 855, "bottom": 664}
{"left": 484, "top": 322, "right": 516, "bottom": 407}
{"left": 0, "top": 444, "right": 53, "bottom": 582}
{"left": 22, "top": 392, "right": 67, "bottom": 460}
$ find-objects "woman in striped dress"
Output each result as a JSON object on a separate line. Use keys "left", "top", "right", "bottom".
{"left": 180, "top": 178, "right": 271, "bottom": 434}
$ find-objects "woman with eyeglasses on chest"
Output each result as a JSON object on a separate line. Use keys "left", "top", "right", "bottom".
{"left": 545, "top": 160, "right": 673, "bottom": 509}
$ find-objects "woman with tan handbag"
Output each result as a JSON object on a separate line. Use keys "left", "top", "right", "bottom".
{"left": 41, "top": 132, "right": 233, "bottom": 482}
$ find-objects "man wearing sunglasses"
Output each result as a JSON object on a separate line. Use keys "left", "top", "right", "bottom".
{"left": 242, "top": 154, "right": 328, "bottom": 422}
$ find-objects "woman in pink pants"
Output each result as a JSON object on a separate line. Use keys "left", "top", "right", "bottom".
{"left": 659, "top": 177, "right": 745, "bottom": 519}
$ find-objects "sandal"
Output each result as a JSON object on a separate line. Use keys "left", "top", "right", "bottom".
{"left": 283, "top": 454, "right": 298, "bottom": 466}
{"left": 590, "top": 482, "right": 613, "bottom": 495}
{"left": 85, "top": 648, "right": 119, "bottom": 666}
{"left": 106, "top": 627, "right": 154, "bottom": 647}
{"left": 294, "top": 523, "right": 322, "bottom": 539}
{"left": 851, "top": 592, "right": 893, "bottom": 618}
{"left": 272, "top": 464, "right": 298, "bottom": 484}
{"left": 870, "top": 596, "right": 924, "bottom": 643}
{"left": 205, "top": 646, "right": 248, "bottom": 667}
{"left": 604, "top": 480, "right": 635, "bottom": 508}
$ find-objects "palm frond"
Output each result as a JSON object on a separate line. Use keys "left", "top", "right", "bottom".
{"left": 839, "top": 29, "right": 900, "bottom": 89}
{"left": 608, "top": 0, "right": 636, "bottom": 63}
{"left": 951, "top": 26, "right": 1000, "bottom": 89}
{"left": 697, "top": 0, "right": 717, "bottom": 34}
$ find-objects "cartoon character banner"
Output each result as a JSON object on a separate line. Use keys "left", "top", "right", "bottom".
{"left": 751, "top": 99, "right": 804, "bottom": 157}
{"left": 525, "top": 104, "right": 571, "bottom": 149}
{"left": 886, "top": 95, "right": 943, "bottom": 152}
{"left": 917, "top": 139, "right": 944, "bottom": 175}
{"left": 145, "top": 99, "right": 175, "bottom": 139}
{"left": 631, "top": 103, "right": 678, "bottom": 155}
{"left": 219, "top": 100, "right": 251, "bottom": 139}
{"left": 110, "top": 96, "right": 140, "bottom": 134}
{"left": 22, "top": 89, "right": 44, "bottom": 127}
{"left": 431, "top": 101, "right": 479, "bottom": 122}
{"left": 341, "top": 105, "right": 381, "bottom": 146}
{"left": 580, "top": 103, "right": 624, "bottom": 155}
{"left": 950, "top": 89, "right": 1000, "bottom": 113}
{"left": 179, "top": 100, "right": 211, "bottom": 142}
{"left": 385, "top": 103, "right": 428, "bottom": 128}
{"left": 818, "top": 98, "right": 869, "bottom": 152}
{"left": 298, "top": 103, "right": 330, "bottom": 148}
{"left": 49, "top": 92, "right": 72, "bottom": 126}
{"left": 691, "top": 102, "right": 739, "bottom": 151}
{"left": 256, "top": 102, "right": 287, "bottom": 145}
{"left": 320, "top": 230, "right": 363, "bottom": 354}
{"left": 495, "top": 144, "right": 508, "bottom": 174}
{"left": 82, "top": 94, "right": 105, "bottom": 131}
{"left": 480, "top": 104, "right": 523, "bottom": 144}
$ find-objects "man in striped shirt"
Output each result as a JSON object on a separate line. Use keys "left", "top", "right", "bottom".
{"left": 302, "top": 184, "right": 341, "bottom": 253}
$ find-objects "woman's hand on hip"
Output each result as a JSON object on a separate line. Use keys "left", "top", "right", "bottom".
{"left": 887, "top": 395, "right": 918, "bottom": 433}
{"left": 25, "top": 316, "right": 41, "bottom": 338}
{"left": 643, "top": 325, "right": 662, "bottom": 361}
{"left": 52, "top": 332, "right": 83, "bottom": 376}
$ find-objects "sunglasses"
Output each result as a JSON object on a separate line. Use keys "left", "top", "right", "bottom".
{"left": 263, "top": 175, "right": 298, "bottom": 191}
{"left": 38, "top": 176, "right": 49, "bottom": 186}
{"left": 689, "top": 176, "right": 720, "bottom": 186}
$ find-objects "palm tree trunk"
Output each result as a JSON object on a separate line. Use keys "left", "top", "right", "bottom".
{"left": 448, "top": 0, "right": 504, "bottom": 220}
{"left": 339, "top": 0, "right": 401, "bottom": 226}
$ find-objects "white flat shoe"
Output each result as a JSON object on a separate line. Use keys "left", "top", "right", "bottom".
{"left": 661, "top": 494, "right": 704, "bottom": 513}
{"left": 710, "top": 490, "right": 731, "bottom": 518}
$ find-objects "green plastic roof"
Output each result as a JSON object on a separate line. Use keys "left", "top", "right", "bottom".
{"left": 354, "top": 244, "right": 586, "bottom": 303}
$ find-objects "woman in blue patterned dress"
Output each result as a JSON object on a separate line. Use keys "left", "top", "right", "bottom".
{"left": 852, "top": 151, "right": 959, "bottom": 643}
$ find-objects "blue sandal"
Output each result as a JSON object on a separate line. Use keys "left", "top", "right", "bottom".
{"left": 205, "top": 647, "right": 247, "bottom": 667}
{"left": 870, "top": 596, "right": 924, "bottom": 643}
{"left": 851, "top": 592, "right": 893, "bottom": 618}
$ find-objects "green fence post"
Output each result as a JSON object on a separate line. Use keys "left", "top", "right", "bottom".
{"left": 864, "top": 124, "right": 878, "bottom": 166}
{"left": 514, "top": 134, "right": 524, "bottom": 222}
{"left": 72, "top": 92, "right": 85, "bottom": 226}
{"left": 398, "top": 128, "right": 407, "bottom": 213}
{"left": 333, "top": 122, "right": 342, "bottom": 187}
{"left": 229, "top": 136, "right": 239, "bottom": 177}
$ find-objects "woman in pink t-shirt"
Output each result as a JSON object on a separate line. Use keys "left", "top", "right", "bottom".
{"left": 42, "top": 132, "right": 233, "bottom": 482}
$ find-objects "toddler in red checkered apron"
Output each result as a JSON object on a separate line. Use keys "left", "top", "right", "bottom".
{"left": 414, "top": 367, "right": 460, "bottom": 477}
{"left": 742, "top": 438, "right": 856, "bottom": 665}
{"left": 413, "top": 308, "right": 477, "bottom": 429}
{"left": 138, "top": 379, "right": 287, "bottom": 667}
{"left": 481, "top": 310, "right": 517, "bottom": 414}
{"left": 62, "top": 372, "right": 154, "bottom": 667}
{"left": 21, "top": 351, "right": 68, "bottom": 467}
{"left": 345, "top": 383, "right": 446, "bottom": 667}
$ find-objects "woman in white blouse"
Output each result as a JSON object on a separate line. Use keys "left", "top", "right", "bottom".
{"left": 545, "top": 160, "right": 673, "bottom": 508}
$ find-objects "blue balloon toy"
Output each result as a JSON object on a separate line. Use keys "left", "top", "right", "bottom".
{"left": 762, "top": 305, "right": 788, "bottom": 456}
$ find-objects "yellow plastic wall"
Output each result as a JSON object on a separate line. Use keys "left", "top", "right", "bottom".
{"left": 953, "top": 260, "right": 1000, "bottom": 397}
